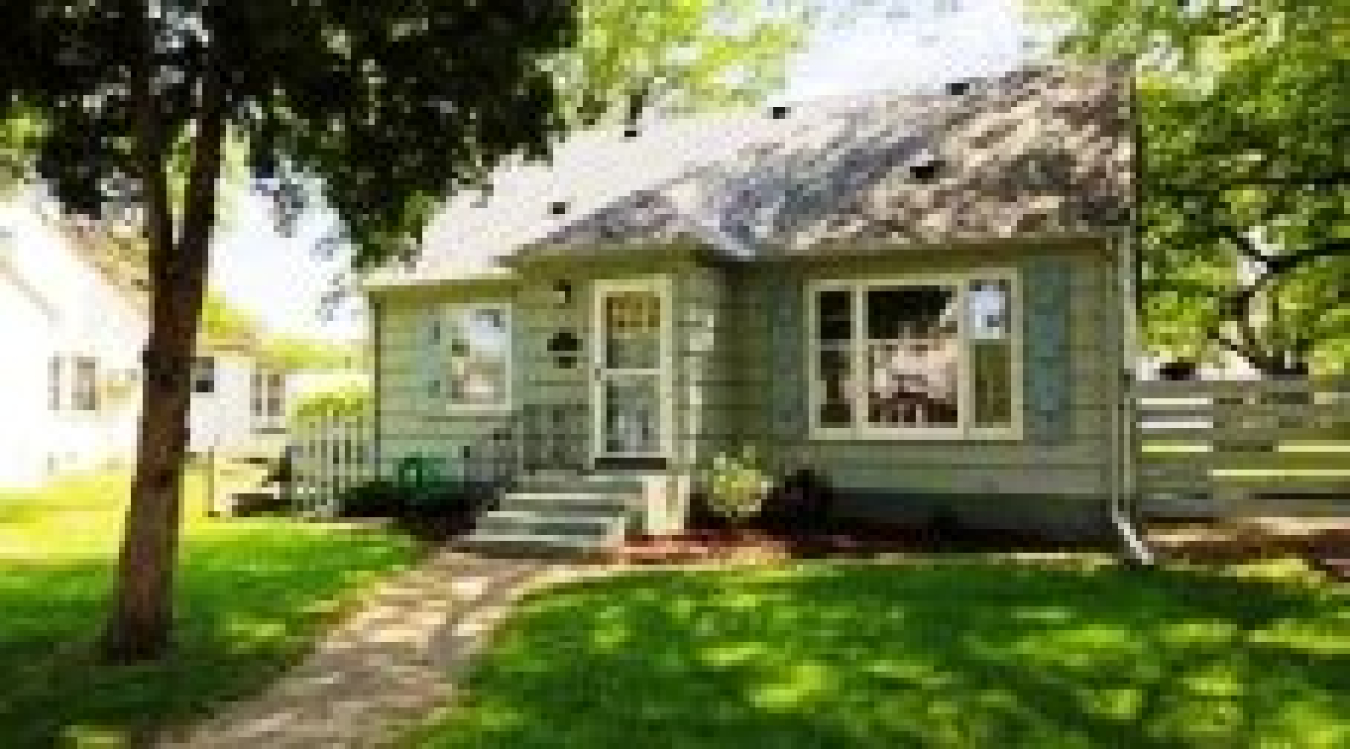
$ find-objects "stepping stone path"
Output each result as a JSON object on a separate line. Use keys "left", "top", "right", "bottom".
{"left": 158, "top": 551, "right": 571, "bottom": 749}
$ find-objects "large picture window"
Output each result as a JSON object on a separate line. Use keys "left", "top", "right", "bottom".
{"left": 808, "top": 273, "right": 1020, "bottom": 439}
{"left": 440, "top": 304, "right": 511, "bottom": 409}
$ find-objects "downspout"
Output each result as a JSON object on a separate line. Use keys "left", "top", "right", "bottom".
{"left": 1110, "top": 62, "right": 1155, "bottom": 566}
{"left": 370, "top": 295, "right": 384, "bottom": 481}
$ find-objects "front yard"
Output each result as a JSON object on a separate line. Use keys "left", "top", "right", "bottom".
{"left": 0, "top": 469, "right": 420, "bottom": 748}
{"left": 407, "top": 559, "right": 1350, "bottom": 749}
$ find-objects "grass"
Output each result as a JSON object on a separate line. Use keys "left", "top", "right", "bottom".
{"left": 407, "top": 560, "right": 1350, "bottom": 749}
{"left": 0, "top": 468, "right": 421, "bottom": 748}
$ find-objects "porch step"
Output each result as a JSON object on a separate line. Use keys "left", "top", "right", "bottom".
{"left": 475, "top": 510, "right": 626, "bottom": 538}
{"left": 498, "top": 491, "right": 633, "bottom": 516}
{"left": 458, "top": 478, "right": 643, "bottom": 558}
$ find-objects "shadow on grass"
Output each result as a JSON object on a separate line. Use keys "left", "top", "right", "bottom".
{"left": 408, "top": 562, "right": 1350, "bottom": 749}
{"left": 0, "top": 520, "right": 418, "bottom": 749}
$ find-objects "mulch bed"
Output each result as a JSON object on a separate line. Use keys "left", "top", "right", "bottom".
{"left": 612, "top": 522, "right": 1090, "bottom": 565}
{"left": 1148, "top": 522, "right": 1350, "bottom": 579}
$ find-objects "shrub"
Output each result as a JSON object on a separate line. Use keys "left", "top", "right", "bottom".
{"left": 339, "top": 479, "right": 406, "bottom": 517}
{"left": 701, "top": 446, "right": 772, "bottom": 526}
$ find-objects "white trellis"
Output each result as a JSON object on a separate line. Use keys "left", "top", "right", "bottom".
{"left": 291, "top": 407, "right": 374, "bottom": 517}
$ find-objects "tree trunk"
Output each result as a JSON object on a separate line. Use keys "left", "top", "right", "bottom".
{"left": 102, "top": 268, "right": 207, "bottom": 660}
{"left": 102, "top": 16, "right": 227, "bottom": 660}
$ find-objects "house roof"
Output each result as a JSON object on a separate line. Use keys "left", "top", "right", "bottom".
{"left": 369, "top": 61, "right": 1135, "bottom": 285}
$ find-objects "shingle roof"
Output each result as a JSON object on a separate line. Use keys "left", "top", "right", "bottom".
{"left": 374, "top": 62, "right": 1132, "bottom": 283}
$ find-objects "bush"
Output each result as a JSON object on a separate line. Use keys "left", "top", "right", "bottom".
{"left": 339, "top": 479, "right": 406, "bottom": 517}
{"left": 761, "top": 468, "right": 832, "bottom": 531}
{"left": 700, "top": 446, "right": 772, "bottom": 526}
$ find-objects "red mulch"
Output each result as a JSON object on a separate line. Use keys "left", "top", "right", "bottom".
{"left": 1148, "top": 523, "right": 1350, "bottom": 578}
{"left": 612, "top": 523, "right": 1084, "bottom": 565}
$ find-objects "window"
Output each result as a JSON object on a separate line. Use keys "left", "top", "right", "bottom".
{"left": 191, "top": 356, "right": 216, "bottom": 394}
{"left": 440, "top": 304, "right": 511, "bottom": 409}
{"left": 252, "top": 369, "right": 286, "bottom": 427}
{"left": 72, "top": 356, "right": 98, "bottom": 412}
{"left": 808, "top": 273, "right": 1020, "bottom": 439}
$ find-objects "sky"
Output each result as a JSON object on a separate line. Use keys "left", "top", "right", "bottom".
{"left": 209, "top": 0, "right": 1040, "bottom": 344}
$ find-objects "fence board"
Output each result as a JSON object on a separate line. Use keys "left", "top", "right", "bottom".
{"left": 1132, "top": 379, "right": 1350, "bottom": 518}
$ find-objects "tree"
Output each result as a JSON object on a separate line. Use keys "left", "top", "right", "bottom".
{"left": 1034, "top": 0, "right": 1350, "bottom": 374}
{"left": 2, "top": 0, "right": 808, "bottom": 662}
{"left": 200, "top": 292, "right": 262, "bottom": 349}
{"left": 2, "top": 0, "right": 583, "bottom": 662}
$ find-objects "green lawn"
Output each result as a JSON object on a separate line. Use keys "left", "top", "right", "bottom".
{"left": 408, "top": 560, "right": 1350, "bottom": 749}
{"left": 0, "top": 469, "right": 420, "bottom": 748}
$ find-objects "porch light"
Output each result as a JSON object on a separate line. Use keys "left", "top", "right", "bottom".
{"left": 547, "top": 329, "right": 581, "bottom": 369}
{"left": 552, "top": 280, "right": 573, "bottom": 305}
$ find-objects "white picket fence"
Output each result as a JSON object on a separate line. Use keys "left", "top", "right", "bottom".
{"left": 290, "top": 408, "right": 375, "bottom": 516}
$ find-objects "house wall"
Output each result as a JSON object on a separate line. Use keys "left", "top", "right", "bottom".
{"left": 705, "top": 239, "right": 1124, "bottom": 539}
{"left": 0, "top": 198, "right": 147, "bottom": 488}
{"left": 370, "top": 238, "right": 1124, "bottom": 538}
{"left": 374, "top": 279, "right": 521, "bottom": 482}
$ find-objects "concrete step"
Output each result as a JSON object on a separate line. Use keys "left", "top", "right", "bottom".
{"left": 457, "top": 532, "right": 611, "bottom": 558}
{"left": 498, "top": 491, "right": 633, "bottom": 515}
{"left": 513, "top": 474, "right": 646, "bottom": 495}
{"left": 474, "top": 510, "right": 625, "bottom": 538}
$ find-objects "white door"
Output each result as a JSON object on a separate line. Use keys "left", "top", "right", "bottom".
{"left": 591, "top": 278, "right": 672, "bottom": 464}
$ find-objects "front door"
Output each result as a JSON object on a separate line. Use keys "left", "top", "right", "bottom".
{"left": 591, "top": 278, "right": 671, "bottom": 466}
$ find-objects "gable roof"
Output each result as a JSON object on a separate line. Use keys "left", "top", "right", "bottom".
{"left": 370, "top": 61, "right": 1133, "bottom": 284}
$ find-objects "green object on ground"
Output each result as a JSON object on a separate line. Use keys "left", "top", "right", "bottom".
{"left": 404, "top": 560, "right": 1350, "bottom": 749}
{"left": 0, "top": 470, "right": 420, "bottom": 748}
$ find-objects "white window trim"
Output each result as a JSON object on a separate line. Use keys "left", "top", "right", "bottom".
{"left": 438, "top": 302, "right": 514, "bottom": 413}
{"left": 806, "top": 271, "right": 1023, "bottom": 441}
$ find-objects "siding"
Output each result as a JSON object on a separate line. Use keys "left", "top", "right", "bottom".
{"left": 703, "top": 242, "right": 1123, "bottom": 533}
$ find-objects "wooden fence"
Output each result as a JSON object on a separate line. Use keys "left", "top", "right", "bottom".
{"left": 1133, "top": 378, "right": 1350, "bottom": 518}
{"left": 290, "top": 408, "right": 375, "bottom": 516}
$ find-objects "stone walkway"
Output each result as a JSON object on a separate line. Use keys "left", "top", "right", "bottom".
{"left": 157, "top": 551, "right": 567, "bottom": 749}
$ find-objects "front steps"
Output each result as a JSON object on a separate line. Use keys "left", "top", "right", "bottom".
{"left": 458, "top": 474, "right": 644, "bottom": 557}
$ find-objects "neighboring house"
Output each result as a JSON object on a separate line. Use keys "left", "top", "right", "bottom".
{"left": 0, "top": 195, "right": 148, "bottom": 488}
{"left": 363, "top": 63, "right": 1135, "bottom": 551}
{"left": 0, "top": 194, "right": 363, "bottom": 487}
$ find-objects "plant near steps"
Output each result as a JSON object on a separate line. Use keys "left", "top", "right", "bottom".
{"left": 701, "top": 446, "right": 773, "bottom": 525}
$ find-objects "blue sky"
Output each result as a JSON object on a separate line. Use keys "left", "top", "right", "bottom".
{"left": 210, "top": 0, "right": 1038, "bottom": 343}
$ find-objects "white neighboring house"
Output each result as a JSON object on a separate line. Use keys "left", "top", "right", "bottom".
{"left": 0, "top": 193, "right": 368, "bottom": 488}
{"left": 0, "top": 195, "right": 148, "bottom": 488}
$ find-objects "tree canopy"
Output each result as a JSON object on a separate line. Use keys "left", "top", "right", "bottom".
{"left": 1035, "top": 0, "right": 1350, "bottom": 373}
{"left": 1, "top": 0, "right": 811, "bottom": 661}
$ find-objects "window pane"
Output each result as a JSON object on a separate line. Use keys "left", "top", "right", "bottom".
{"left": 972, "top": 342, "right": 1013, "bottom": 427}
{"left": 968, "top": 279, "right": 1010, "bottom": 341}
{"left": 604, "top": 375, "right": 660, "bottom": 453}
{"left": 816, "top": 289, "right": 851, "bottom": 342}
{"left": 604, "top": 292, "right": 661, "bottom": 369}
{"left": 446, "top": 306, "right": 509, "bottom": 406}
{"left": 865, "top": 286, "right": 959, "bottom": 428}
{"left": 74, "top": 357, "right": 98, "bottom": 411}
{"left": 817, "top": 345, "right": 852, "bottom": 427}
{"left": 192, "top": 357, "right": 215, "bottom": 394}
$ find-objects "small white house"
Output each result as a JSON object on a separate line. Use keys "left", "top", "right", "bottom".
{"left": 0, "top": 193, "right": 367, "bottom": 488}
{"left": 0, "top": 194, "right": 148, "bottom": 488}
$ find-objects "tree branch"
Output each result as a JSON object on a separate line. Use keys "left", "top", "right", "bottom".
{"left": 127, "top": 0, "right": 174, "bottom": 263}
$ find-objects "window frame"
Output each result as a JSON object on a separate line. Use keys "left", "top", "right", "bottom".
{"left": 438, "top": 302, "right": 513, "bottom": 413}
{"left": 805, "top": 271, "right": 1022, "bottom": 441}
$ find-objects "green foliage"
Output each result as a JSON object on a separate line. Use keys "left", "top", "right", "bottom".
{"left": 0, "top": 471, "right": 418, "bottom": 747}
{"left": 199, "top": 291, "right": 262, "bottom": 349}
{"left": 288, "top": 384, "right": 370, "bottom": 428}
{"left": 700, "top": 445, "right": 772, "bottom": 524}
{"left": 562, "top": 0, "right": 808, "bottom": 122}
{"left": 259, "top": 335, "right": 365, "bottom": 371}
{"left": 1039, "top": 1, "right": 1350, "bottom": 373}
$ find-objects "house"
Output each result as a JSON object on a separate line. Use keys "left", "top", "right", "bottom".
{"left": 0, "top": 195, "right": 148, "bottom": 488}
{"left": 0, "top": 194, "right": 364, "bottom": 487}
{"left": 362, "top": 63, "right": 1135, "bottom": 552}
